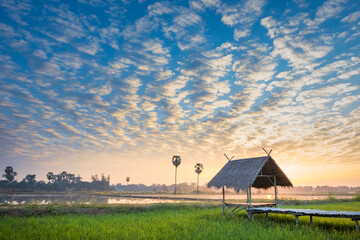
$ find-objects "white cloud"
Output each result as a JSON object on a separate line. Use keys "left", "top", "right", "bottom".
{"left": 218, "top": 0, "right": 266, "bottom": 41}
{"left": 231, "top": 83, "right": 267, "bottom": 113}
{"left": 162, "top": 76, "right": 189, "bottom": 97}
{"left": 234, "top": 28, "right": 251, "bottom": 40}
{"left": 233, "top": 45, "right": 276, "bottom": 83}
{"left": 296, "top": 84, "right": 358, "bottom": 102}
{"left": 337, "top": 68, "right": 360, "bottom": 80}
{"left": 148, "top": 2, "right": 174, "bottom": 16}
{"left": 33, "top": 61, "right": 61, "bottom": 76}
{"left": 76, "top": 39, "right": 101, "bottom": 55}
{"left": 341, "top": 11, "right": 360, "bottom": 23}
{"left": 333, "top": 95, "right": 359, "bottom": 110}
{"left": 90, "top": 83, "right": 112, "bottom": 96}
{"left": 218, "top": 0, "right": 266, "bottom": 26}
{"left": 175, "top": 11, "right": 201, "bottom": 27}
{"left": 140, "top": 101, "right": 157, "bottom": 111}
{"left": 157, "top": 69, "right": 174, "bottom": 80}
{"left": 307, "top": 0, "right": 348, "bottom": 26}
{"left": 0, "top": 23, "right": 19, "bottom": 37}
{"left": 138, "top": 65, "right": 150, "bottom": 71}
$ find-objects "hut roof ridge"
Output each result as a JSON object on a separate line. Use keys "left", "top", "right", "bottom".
{"left": 230, "top": 156, "right": 269, "bottom": 162}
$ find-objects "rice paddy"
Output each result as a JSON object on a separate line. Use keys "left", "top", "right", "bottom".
{"left": 0, "top": 200, "right": 359, "bottom": 240}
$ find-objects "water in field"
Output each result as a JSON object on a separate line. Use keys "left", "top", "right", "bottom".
{"left": 157, "top": 194, "right": 354, "bottom": 201}
{"left": 0, "top": 194, "right": 182, "bottom": 205}
{"left": 0, "top": 193, "right": 354, "bottom": 205}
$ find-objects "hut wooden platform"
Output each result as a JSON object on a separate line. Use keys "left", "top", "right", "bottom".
{"left": 246, "top": 207, "right": 360, "bottom": 231}
{"left": 208, "top": 154, "right": 293, "bottom": 216}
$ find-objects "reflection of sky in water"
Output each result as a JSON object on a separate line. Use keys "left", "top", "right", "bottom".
{"left": 107, "top": 198, "right": 181, "bottom": 204}
{"left": 0, "top": 195, "right": 186, "bottom": 205}
{"left": 0, "top": 194, "right": 353, "bottom": 205}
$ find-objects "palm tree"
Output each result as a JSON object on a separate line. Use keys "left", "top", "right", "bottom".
{"left": 172, "top": 155, "right": 181, "bottom": 194}
{"left": 194, "top": 163, "right": 203, "bottom": 194}
{"left": 126, "top": 177, "right": 130, "bottom": 185}
{"left": 3, "top": 166, "right": 17, "bottom": 182}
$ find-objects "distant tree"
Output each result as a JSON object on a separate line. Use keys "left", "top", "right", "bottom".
{"left": 194, "top": 163, "right": 203, "bottom": 194}
{"left": 101, "top": 174, "right": 107, "bottom": 182}
{"left": 74, "top": 174, "right": 82, "bottom": 184}
{"left": 91, "top": 174, "right": 99, "bottom": 182}
{"left": 172, "top": 155, "right": 181, "bottom": 194}
{"left": 46, "top": 172, "right": 55, "bottom": 183}
{"left": 23, "top": 174, "right": 36, "bottom": 184}
{"left": 60, "top": 171, "right": 68, "bottom": 184}
{"left": 67, "top": 173, "right": 76, "bottom": 184}
{"left": 3, "top": 166, "right": 17, "bottom": 182}
{"left": 126, "top": 177, "right": 130, "bottom": 185}
{"left": 90, "top": 173, "right": 110, "bottom": 191}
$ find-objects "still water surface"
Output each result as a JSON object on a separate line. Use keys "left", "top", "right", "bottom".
{"left": 0, "top": 193, "right": 353, "bottom": 205}
{"left": 0, "top": 194, "right": 181, "bottom": 205}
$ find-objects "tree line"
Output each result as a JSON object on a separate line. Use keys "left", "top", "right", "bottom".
{"left": 0, "top": 166, "right": 111, "bottom": 192}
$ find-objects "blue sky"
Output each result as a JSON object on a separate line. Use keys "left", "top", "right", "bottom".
{"left": 0, "top": 0, "right": 359, "bottom": 186}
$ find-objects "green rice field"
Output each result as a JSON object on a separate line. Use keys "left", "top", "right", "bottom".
{"left": 0, "top": 201, "right": 359, "bottom": 240}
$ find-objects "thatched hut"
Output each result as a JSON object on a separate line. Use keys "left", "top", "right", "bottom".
{"left": 208, "top": 155, "right": 293, "bottom": 215}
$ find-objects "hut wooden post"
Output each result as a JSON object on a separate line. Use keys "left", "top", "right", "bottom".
{"left": 274, "top": 175, "right": 277, "bottom": 206}
{"left": 249, "top": 186, "right": 252, "bottom": 207}
{"left": 222, "top": 186, "right": 225, "bottom": 215}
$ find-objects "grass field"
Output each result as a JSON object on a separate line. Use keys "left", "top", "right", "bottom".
{"left": 0, "top": 201, "right": 359, "bottom": 240}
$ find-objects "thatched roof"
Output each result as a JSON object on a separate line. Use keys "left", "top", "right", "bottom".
{"left": 208, "top": 156, "right": 293, "bottom": 192}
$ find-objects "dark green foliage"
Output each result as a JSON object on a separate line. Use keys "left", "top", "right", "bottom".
{"left": 1, "top": 168, "right": 111, "bottom": 192}
{"left": 23, "top": 174, "right": 36, "bottom": 184}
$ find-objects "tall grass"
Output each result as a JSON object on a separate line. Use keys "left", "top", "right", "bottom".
{"left": 0, "top": 202, "right": 359, "bottom": 240}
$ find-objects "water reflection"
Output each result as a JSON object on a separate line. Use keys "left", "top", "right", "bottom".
{"left": 0, "top": 194, "right": 108, "bottom": 205}
{"left": 0, "top": 194, "right": 353, "bottom": 205}
{"left": 107, "top": 198, "right": 181, "bottom": 204}
{"left": 0, "top": 194, "right": 183, "bottom": 205}
{"left": 151, "top": 194, "right": 354, "bottom": 201}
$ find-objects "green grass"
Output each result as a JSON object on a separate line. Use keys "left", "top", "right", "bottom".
{"left": 0, "top": 202, "right": 359, "bottom": 240}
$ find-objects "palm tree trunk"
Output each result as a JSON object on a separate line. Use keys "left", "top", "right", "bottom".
{"left": 174, "top": 166, "right": 177, "bottom": 194}
{"left": 197, "top": 173, "right": 199, "bottom": 194}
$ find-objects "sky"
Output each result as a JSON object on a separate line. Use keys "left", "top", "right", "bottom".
{"left": 0, "top": 0, "right": 359, "bottom": 187}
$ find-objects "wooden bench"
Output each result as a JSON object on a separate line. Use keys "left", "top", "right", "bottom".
{"left": 246, "top": 207, "right": 360, "bottom": 231}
